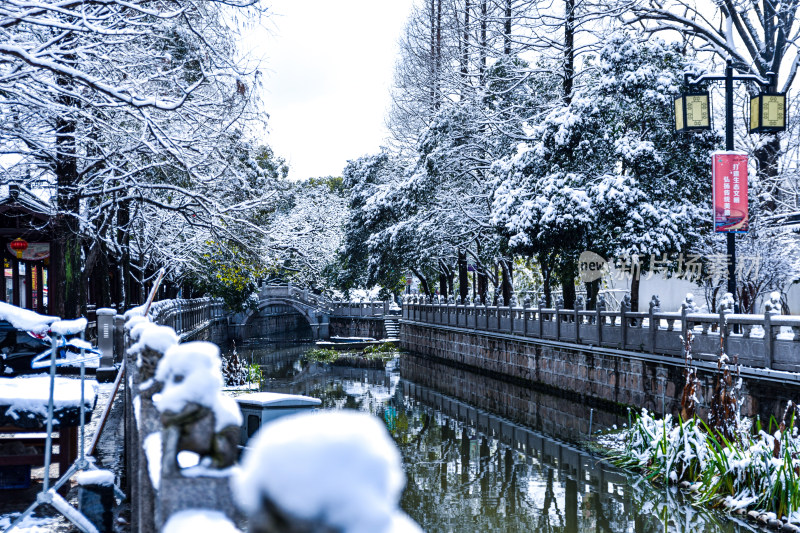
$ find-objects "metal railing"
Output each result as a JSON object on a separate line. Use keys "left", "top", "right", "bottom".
{"left": 402, "top": 295, "right": 800, "bottom": 373}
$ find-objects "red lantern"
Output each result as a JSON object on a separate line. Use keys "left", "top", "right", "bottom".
{"left": 10, "top": 238, "right": 28, "bottom": 259}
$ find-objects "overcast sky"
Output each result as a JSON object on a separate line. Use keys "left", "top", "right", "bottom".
{"left": 248, "top": 1, "right": 415, "bottom": 181}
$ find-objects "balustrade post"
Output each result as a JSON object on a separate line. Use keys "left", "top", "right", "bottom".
{"left": 621, "top": 296, "right": 629, "bottom": 350}
{"left": 649, "top": 295, "right": 660, "bottom": 354}
{"left": 538, "top": 297, "right": 544, "bottom": 339}
{"left": 764, "top": 311, "right": 774, "bottom": 369}
{"left": 555, "top": 299, "right": 561, "bottom": 341}
{"left": 718, "top": 306, "right": 731, "bottom": 358}
{"left": 681, "top": 304, "right": 688, "bottom": 349}
{"left": 522, "top": 298, "right": 530, "bottom": 337}
{"left": 596, "top": 296, "right": 605, "bottom": 346}
{"left": 575, "top": 298, "right": 583, "bottom": 344}
{"left": 509, "top": 297, "right": 515, "bottom": 334}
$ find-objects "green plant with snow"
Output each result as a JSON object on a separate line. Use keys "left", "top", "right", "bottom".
{"left": 607, "top": 327, "right": 800, "bottom": 520}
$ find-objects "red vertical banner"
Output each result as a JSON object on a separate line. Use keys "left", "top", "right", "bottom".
{"left": 712, "top": 152, "right": 749, "bottom": 233}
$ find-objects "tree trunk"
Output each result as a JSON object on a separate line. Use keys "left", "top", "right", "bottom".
{"left": 504, "top": 0, "right": 512, "bottom": 55}
{"left": 538, "top": 251, "right": 553, "bottom": 307}
{"left": 501, "top": 260, "right": 513, "bottom": 303}
{"left": 439, "top": 272, "right": 448, "bottom": 299}
{"left": 118, "top": 199, "right": 131, "bottom": 309}
{"left": 412, "top": 268, "right": 431, "bottom": 297}
{"left": 630, "top": 273, "right": 640, "bottom": 312}
{"left": 563, "top": 0, "right": 575, "bottom": 104}
{"left": 458, "top": 251, "right": 468, "bottom": 302}
{"left": 461, "top": 0, "right": 470, "bottom": 85}
{"left": 477, "top": 267, "right": 488, "bottom": 303}
{"left": 52, "top": 83, "right": 82, "bottom": 319}
{"left": 447, "top": 270, "right": 454, "bottom": 298}
{"left": 584, "top": 279, "right": 600, "bottom": 310}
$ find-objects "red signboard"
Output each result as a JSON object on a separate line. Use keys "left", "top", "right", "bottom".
{"left": 712, "top": 152, "right": 749, "bottom": 233}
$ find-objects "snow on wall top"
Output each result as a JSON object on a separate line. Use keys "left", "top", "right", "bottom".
{"left": 0, "top": 376, "right": 96, "bottom": 419}
{"left": 153, "top": 341, "right": 242, "bottom": 432}
{"left": 232, "top": 410, "right": 422, "bottom": 533}
{"left": 0, "top": 301, "right": 57, "bottom": 334}
{"left": 50, "top": 318, "right": 88, "bottom": 336}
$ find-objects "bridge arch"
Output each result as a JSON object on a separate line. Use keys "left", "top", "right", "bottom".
{"left": 233, "top": 296, "right": 330, "bottom": 340}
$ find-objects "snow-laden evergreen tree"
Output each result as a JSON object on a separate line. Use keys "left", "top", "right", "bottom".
{"left": 336, "top": 151, "right": 415, "bottom": 298}
{"left": 492, "top": 32, "right": 720, "bottom": 310}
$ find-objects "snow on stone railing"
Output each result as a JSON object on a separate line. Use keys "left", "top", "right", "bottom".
{"left": 401, "top": 293, "right": 800, "bottom": 373}
{"left": 125, "top": 297, "right": 225, "bottom": 339}
{"left": 259, "top": 282, "right": 403, "bottom": 318}
{"left": 123, "top": 310, "right": 240, "bottom": 531}
{"left": 329, "top": 299, "right": 402, "bottom": 318}
{"left": 233, "top": 410, "right": 421, "bottom": 533}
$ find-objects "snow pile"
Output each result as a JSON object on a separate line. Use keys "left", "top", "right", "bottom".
{"left": 76, "top": 469, "right": 115, "bottom": 487}
{"left": 162, "top": 509, "right": 240, "bottom": 533}
{"left": 0, "top": 376, "right": 96, "bottom": 420}
{"left": 0, "top": 301, "right": 57, "bottom": 334}
{"left": 0, "top": 513, "right": 58, "bottom": 532}
{"left": 153, "top": 342, "right": 242, "bottom": 431}
{"left": 232, "top": 410, "right": 421, "bottom": 533}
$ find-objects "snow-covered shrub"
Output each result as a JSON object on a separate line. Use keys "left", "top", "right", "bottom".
{"left": 610, "top": 405, "right": 800, "bottom": 520}
{"left": 222, "top": 346, "right": 248, "bottom": 387}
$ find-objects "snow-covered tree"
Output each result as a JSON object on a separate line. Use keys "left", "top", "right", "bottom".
{"left": 492, "top": 32, "right": 720, "bottom": 310}
{"left": 0, "top": 0, "right": 272, "bottom": 315}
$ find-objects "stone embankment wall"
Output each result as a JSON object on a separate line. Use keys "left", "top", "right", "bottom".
{"left": 401, "top": 322, "right": 800, "bottom": 422}
{"left": 239, "top": 304, "right": 312, "bottom": 340}
{"left": 399, "top": 353, "right": 626, "bottom": 443}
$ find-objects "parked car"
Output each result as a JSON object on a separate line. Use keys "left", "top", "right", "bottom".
{"left": 0, "top": 321, "right": 100, "bottom": 375}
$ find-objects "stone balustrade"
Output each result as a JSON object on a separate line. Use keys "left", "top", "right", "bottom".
{"left": 147, "top": 298, "right": 226, "bottom": 339}
{"left": 402, "top": 295, "right": 800, "bottom": 373}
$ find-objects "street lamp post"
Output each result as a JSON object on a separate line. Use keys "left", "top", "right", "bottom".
{"left": 676, "top": 60, "right": 785, "bottom": 313}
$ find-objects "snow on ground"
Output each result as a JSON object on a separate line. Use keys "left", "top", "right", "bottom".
{"left": 0, "top": 513, "right": 59, "bottom": 532}
{"left": 233, "top": 410, "right": 421, "bottom": 533}
{"left": 162, "top": 509, "right": 240, "bottom": 533}
{"left": 0, "top": 376, "right": 96, "bottom": 420}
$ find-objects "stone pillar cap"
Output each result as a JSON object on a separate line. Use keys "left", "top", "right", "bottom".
{"left": 96, "top": 308, "right": 117, "bottom": 316}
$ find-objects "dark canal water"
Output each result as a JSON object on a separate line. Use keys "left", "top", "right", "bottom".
{"left": 230, "top": 338, "right": 764, "bottom": 533}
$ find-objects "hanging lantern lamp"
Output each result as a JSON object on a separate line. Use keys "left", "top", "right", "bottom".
{"left": 10, "top": 238, "right": 28, "bottom": 259}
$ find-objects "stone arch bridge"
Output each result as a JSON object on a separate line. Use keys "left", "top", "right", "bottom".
{"left": 230, "top": 284, "right": 400, "bottom": 341}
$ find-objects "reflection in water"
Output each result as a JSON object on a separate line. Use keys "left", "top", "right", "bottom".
{"left": 230, "top": 342, "right": 763, "bottom": 533}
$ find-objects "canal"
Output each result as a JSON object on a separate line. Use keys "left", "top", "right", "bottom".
{"left": 229, "top": 338, "right": 764, "bottom": 533}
